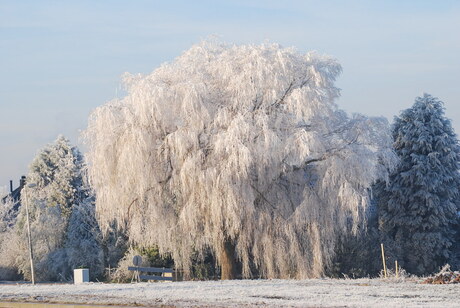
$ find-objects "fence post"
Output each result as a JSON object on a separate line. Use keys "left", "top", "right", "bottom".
{"left": 380, "top": 243, "right": 387, "bottom": 278}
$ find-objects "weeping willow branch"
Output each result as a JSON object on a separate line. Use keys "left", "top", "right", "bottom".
{"left": 84, "top": 40, "right": 396, "bottom": 279}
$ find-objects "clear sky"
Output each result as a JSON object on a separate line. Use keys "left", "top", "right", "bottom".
{"left": 1, "top": 0, "right": 459, "bottom": 188}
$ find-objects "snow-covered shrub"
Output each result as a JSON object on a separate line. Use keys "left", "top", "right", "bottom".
{"left": 137, "top": 245, "right": 174, "bottom": 268}
{"left": 379, "top": 266, "right": 409, "bottom": 281}
{"left": 0, "top": 196, "right": 22, "bottom": 280}
{"left": 16, "top": 200, "right": 67, "bottom": 281}
{"left": 0, "top": 195, "right": 15, "bottom": 245}
{"left": 110, "top": 247, "right": 151, "bottom": 282}
{"left": 328, "top": 226, "right": 381, "bottom": 278}
{"left": 85, "top": 40, "right": 396, "bottom": 279}
{"left": 101, "top": 223, "right": 129, "bottom": 273}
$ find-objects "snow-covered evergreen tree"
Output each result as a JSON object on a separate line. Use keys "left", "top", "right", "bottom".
{"left": 16, "top": 136, "right": 104, "bottom": 281}
{"left": 64, "top": 200, "right": 104, "bottom": 280}
{"left": 84, "top": 41, "right": 396, "bottom": 279}
{"left": 378, "top": 94, "right": 460, "bottom": 275}
{"left": 25, "top": 135, "right": 86, "bottom": 218}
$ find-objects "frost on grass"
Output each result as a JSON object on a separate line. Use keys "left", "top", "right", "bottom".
{"left": 84, "top": 40, "right": 396, "bottom": 278}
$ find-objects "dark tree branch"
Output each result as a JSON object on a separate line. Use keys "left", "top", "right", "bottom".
{"left": 126, "top": 186, "right": 156, "bottom": 218}
{"left": 270, "top": 76, "right": 312, "bottom": 108}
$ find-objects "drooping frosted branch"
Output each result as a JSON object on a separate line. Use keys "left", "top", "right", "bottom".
{"left": 84, "top": 41, "right": 396, "bottom": 278}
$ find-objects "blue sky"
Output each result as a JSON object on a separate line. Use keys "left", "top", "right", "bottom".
{"left": 1, "top": 0, "right": 459, "bottom": 188}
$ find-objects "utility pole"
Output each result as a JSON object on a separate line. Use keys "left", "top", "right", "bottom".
{"left": 25, "top": 183, "right": 37, "bottom": 285}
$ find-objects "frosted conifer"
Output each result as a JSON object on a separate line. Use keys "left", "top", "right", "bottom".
{"left": 64, "top": 200, "right": 104, "bottom": 279}
{"left": 16, "top": 136, "right": 101, "bottom": 281}
{"left": 24, "top": 135, "right": 85, "bottom": 219}
{"left": 84, "top": 41, "right": 396, "bottom": 279}
{"left": 379, "top": 94, "right": 460, "bottom": 275}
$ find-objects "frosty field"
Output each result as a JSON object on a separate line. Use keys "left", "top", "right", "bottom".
{"left": 1, "top": 278, "right": 459, "bottom": 307}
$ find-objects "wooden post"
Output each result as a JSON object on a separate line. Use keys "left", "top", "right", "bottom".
{"left": 395, "top": 260, "right": 399, "bottom": 278}
{"left": 380, "top": 243, "right": 387, "bottom": 278}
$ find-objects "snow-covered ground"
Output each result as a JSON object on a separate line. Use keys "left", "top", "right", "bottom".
{"left": 1, "top": 278, "right": 459, "bottom": 307}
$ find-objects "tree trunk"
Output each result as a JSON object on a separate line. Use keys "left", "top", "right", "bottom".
{"left": 220, "top": 239, "right": 236, "bottom": 280}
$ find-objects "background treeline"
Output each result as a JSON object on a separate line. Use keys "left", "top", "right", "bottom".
{"left": 1, "top": 94, "right": 460, "bottom": 281}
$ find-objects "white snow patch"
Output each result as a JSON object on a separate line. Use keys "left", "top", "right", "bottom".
{"left": 1, "top": 278, "right": 459, "bottom": 307}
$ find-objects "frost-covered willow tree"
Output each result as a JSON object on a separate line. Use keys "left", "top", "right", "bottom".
{"left": 85, "top": 41, "right": 396, "bottom": 279}
{"left": 379, "top": 94, "right": 460, "bottom": 275}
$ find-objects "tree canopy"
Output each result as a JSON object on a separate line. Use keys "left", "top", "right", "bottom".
{"left": 85, "top": 41, "right": 396, "bottom": 279}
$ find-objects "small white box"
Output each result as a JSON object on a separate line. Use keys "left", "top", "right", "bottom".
{"left": 74, "top": 268, "right": 89, "bottom": 284}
